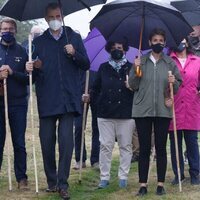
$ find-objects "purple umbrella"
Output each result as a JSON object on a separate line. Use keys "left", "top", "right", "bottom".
{"left": 84, "top": 28, "right": 148, "bottom": 71}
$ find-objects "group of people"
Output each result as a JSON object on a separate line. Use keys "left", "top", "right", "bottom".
{"left": 0, "top": 2, "right": 200, "bottom": 200}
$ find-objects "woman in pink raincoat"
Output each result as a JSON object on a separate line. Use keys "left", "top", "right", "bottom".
{"left": 169, "top": 38, "right": 200, "bottom": 185}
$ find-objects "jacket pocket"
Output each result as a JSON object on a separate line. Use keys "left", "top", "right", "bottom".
{"left": 134, "top": 88, "right": 145, "bottom": 105}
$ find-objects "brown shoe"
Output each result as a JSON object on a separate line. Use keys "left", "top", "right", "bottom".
{"left": 18, "top": 179, "right": 29, "bottom": 190}
{"left": 59, "top": 189, "right": 70, "bottom": 200}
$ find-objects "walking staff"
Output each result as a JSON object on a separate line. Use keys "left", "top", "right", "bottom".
{"left": 3, "top": 77, "right": 12, "bottom": 191}
{"left": 79, "top": 70, "right": 90, "bottom": 184}
{"left": 168, "top": 71, "right": 182, "bottom": 192}
{"left": 28, "top": 34, "right": 39, "bottom": 193}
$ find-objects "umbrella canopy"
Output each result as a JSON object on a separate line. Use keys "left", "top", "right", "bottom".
{"left": 90, "top": 0, "right": 193, "bottom": 50}
{"left": 84, "top": 28, "right": 140, "bottom": 71}
{"left": 83, "top": 28, "right": 171, "bottom": 71}
{"left": 0, "top": 0, "right": 107, "bottom": 21}
{"left": 171, "top": 0, "right": 200, "bottom": 26}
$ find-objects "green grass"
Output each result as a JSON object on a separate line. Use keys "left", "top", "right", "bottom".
{"left": 0, "top": 96, "right": 200, "bottom": 199}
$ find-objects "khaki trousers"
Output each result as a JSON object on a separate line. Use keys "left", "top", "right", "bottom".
{"left": 98, "top": 118, "right": 135, "bottom": 180}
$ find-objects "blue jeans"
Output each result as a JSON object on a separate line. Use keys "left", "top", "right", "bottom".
{"left": 0, "top": 105, "right": 28, "bottom": 182}
{"left": 169, "top": 130, "right": 200, "bottom": 179}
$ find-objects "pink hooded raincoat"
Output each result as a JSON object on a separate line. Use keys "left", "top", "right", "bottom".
{"left": 169, "top": 52, "right": 200, "bottom": 131}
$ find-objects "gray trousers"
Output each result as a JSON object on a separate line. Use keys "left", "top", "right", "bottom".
{"left": 39, "top": 113, "right": 74, "bottom": 190}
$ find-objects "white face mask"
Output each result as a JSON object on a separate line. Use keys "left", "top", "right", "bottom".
{"left": 49, "top": 19, "right": 62, "bottom": 31}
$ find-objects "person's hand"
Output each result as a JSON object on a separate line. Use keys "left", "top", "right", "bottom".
{"left": 34, "top": 59, "right": 42, "bottom": 69}
{"left": 134, "top": 57, "right": 142, "bottom": 77}
{"left": 0, "top": 69, "right": 8, "bottom": 79}
{"left": 168, "top": 74, "right": 175, "bottom": 84}
{"left": 0, "top": 65, "right": 13, "bottom": 75}
{"left": 124, "top": 78, "right": 133, "bottom": 91}
{"left": 165, "top": 97, "right": 173, "bottom": 108}
{"left": 134, "top": 57, "right": 141, "bottom": 67}
{"left": 64, "top": 44, "right": 75, "bottom": 56}
{"left": 82, "top": 94, "right": 90, "bottom": 103}
{"left": 26, "top": 61, "right": 34, "bottom": 72}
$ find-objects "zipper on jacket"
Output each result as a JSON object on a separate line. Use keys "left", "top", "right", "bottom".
{"left": 153, "top": 63, "right": 157, "bottom": 116}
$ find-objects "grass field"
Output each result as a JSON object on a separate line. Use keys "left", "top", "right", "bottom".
{"left": 0, "top": 94, "right": 200, "bottom": 200}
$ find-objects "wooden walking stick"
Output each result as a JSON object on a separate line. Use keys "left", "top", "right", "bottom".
{"left": 168, "top": 71, "right": 182, "bottom": 192}
{"left": 79, "top": 70, "right": 90, "bottom": 184}
{"left": 28, "top": 34, "right": 39, "bottom": 193}
{"left": 3, "top": 77, "right": 12, "bottom": 191}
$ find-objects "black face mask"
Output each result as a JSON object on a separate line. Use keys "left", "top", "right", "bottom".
{"left": 174, "top": 42, "right": 186, "bottom": 53}
{"left": 151, "top": 43, "right": 164, "bottom": 54}
{"left": 1, "top": 32, "right": 15, "bottom": 43}
{"left": 111, "top": 49, "right": 124, "bottom": 60}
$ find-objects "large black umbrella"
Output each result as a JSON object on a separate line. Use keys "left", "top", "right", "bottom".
{"left": 171, "top": 0, "right": 200, "bottom": 26}
{"left": 90, "top": 0, "right": 193, "bottom": 50}
{"left": 0, "top": 0, "right": 107, "bottom": 21}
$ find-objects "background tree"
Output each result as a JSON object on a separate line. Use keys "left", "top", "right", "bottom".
{"left": 0, "top": 0, "right": 40, "bottom": 44}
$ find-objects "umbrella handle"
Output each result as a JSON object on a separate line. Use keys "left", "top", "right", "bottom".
{"left": 57, "top": 0, "right": 69, "bottom": 44}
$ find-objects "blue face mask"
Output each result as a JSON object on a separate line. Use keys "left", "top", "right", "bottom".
{"left": 1, "top": 32, "right": 15, "bottom": 43}
{"left": 175, "top": 42, "right": 186, "bottom": 52}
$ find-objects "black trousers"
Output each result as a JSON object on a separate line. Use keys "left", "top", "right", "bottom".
{"left": 39, "top": 113, "right": 74, "bottom": 190}
{"left": 135, "top": 117, "right": 171, "bottom": 183}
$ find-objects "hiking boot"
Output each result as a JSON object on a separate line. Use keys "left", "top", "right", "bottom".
{"left": 18, "top": 179, "right": 29, "bottom": 190}
{"left": 136, "top": 186, "right": 147, "bottom": 196}
{"left": 59, "top": 189, "right": 70, "bottom": 200}
{"left": 98, "top": 180, "right": 109, "bottom": 189}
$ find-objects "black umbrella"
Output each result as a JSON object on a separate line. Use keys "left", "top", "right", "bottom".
{"left": 90, "top": 0, "right": 193, "bottom": 51}
{"left": 0, "top": 0, "right": 107, "bottom": 43}
{"left": 171, "top": 0, "right": 200, "bottom": 26}
{"left": 0, "top": 0, "right": 107, "bottom": 21}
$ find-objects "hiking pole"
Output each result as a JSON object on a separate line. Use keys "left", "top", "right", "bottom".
{"left": 3, "top": 77, "right": 12, "bottom": 191}
{"left": 79, "top": 70, "right": 90, "bottom": 184}
{"left": 168, "top": 71, "right": 182, "bottom": 192}
{"left": 28, "top": 34, "right": 39, "bottom": 193}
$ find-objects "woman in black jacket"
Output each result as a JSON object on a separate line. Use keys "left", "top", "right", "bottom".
{"left": 89, "top": 40, "right": 135, "bottom": 189}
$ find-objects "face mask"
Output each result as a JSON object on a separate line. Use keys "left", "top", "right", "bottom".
{"left": 151, "top": 43, "right": 164, "bottom": 54}
{"left": 188, "top": 36, "right": 199, "bottom": 46}
{"left": 49, "top": 20, "right": 62, "bottom": 31}
{"left": 175, "top": 42, "right": 186, "bottom": 53}
{"left": 1, "top": 32, "right": 15, "bottom": 43}
{"left": 111, "top": 49, "right": 124, "bottom": 60}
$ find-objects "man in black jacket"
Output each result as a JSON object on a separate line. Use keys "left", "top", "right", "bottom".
{"left": 0, "top": 18, "right": 29, "bottom": 189}
{"left": 26, "top": 3, "right": 90, "bottom": 200}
